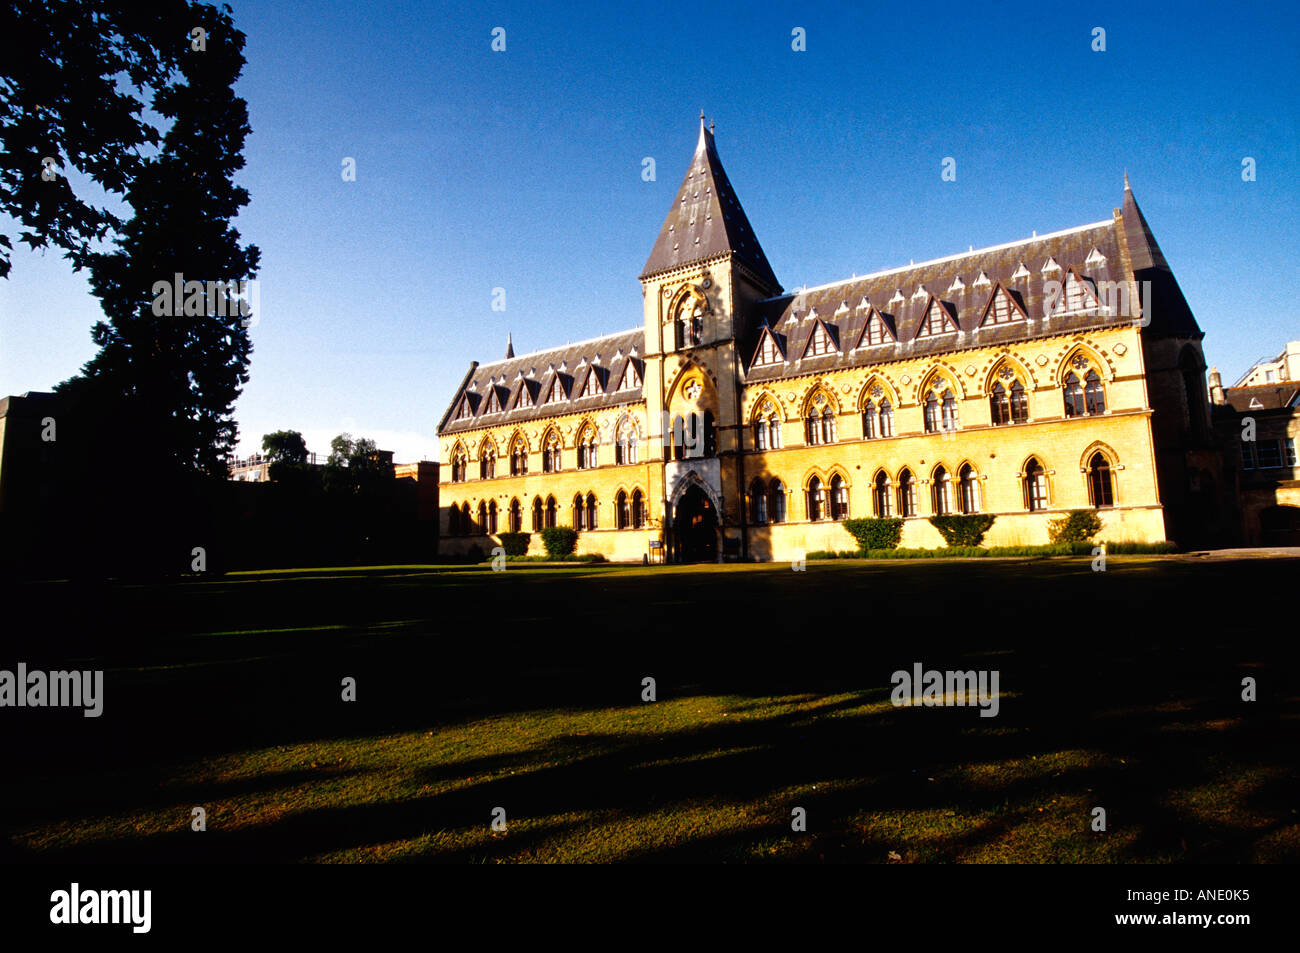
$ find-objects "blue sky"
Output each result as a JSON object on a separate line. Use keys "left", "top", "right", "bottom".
{"left": 2, "top": 0, "right": 1297, "bottom": 462}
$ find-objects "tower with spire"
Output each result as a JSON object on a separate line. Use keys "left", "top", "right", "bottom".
{"left": 636, "top": 114, "right": 782, "bottom": 539}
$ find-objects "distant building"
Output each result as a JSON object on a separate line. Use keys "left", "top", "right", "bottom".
{"left": 1233, "top": 340, "right": 1300, "bottom": 387}
{"left": 1211, "top": 365, "right": 1300, "bottom": 545}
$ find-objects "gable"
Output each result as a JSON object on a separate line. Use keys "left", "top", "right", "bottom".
{"left": 751, "top": 326, "right": 785, "bottom": 368}
{"left": 914, "top": 297, "right": 958, "bottom": 338}
{"left": 801, "top": 319, "right": 839, "bottom": 358}
{"left": 579, "top": 366, "right": 603, "bottom": 397}
{"left": 855, "top": 308, "right": 896, "bottom": 348}
{"left": 616, "top": 358, "right": 642, "bottom": 391}
{"left": 979, "top": 284, "right": 1027, "bottom": 327}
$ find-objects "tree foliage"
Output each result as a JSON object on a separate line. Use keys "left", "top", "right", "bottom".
{"left": 262, "top": 430, "right": 308, "bottom": 466}
{"left": 0, "top": 1, "right": 195, "bottom": 277}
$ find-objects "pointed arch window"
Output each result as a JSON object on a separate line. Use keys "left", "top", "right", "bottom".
{"left": 1087, "top": 452, "right": 1114, "bottom": 508}
{"left": 510, "top": 439, "right": 528, "bottom": 476}
{"left": 959, "top": 464, "right": 980, "bottom": 514}
{"left": 754, "top": 403, "right": 781, "bottom": 450}
{"left": 1024, "top": 458, "right": 1048, "bottom": 511}
{"left": 477, "top": 501, "right": 488, "bottom": 535}
{"left": 461, "top": 502, "right": 472, "bottom": 534}
{"left": 509, "top": 499, "right": 522, "bottom": 534}
{"left": 616, "top": 490, "right": 629, "bottom": 529}
{"left": 750, "top": 478, "right": 768, "bottom": 524}
{"left": 676, "top": 298, "right": 704, "bottom": 348}
{"left": 830, "top": 474, "right": 849, "bottom": 520}
{"left": 479, "top": 446, "right": 495, "bottom": 480}
{"left": 615, "top": 418, "right": 640, "bottom": 464}
{"left": 924, "top": 385, "right": 959, "bottom": 433}
{"left": 990, "top": 376, "right": 1029, "bottom": 425}
{"left": 879, "top": 399, "right": 894, "bottom": 437}
{"left": 586, "top": 492, "right": 598, "bottom": 530}
{"left": 543, "top": 431, "right": 562, "bottom": 472}
{"left": 631, "top": 490, "right": 646, "bottom": 528}
{"left": 932, "top": 466, "right": 953, "bottom": 516}
{"left": 545, "top": 495, "right": 557, "bottom": 528}
{"left": 486, "top": 500, "right": 498, "bottom": 534}
{"left": 769, "top": 480, "right": 787, "bottom": 523}
{"left": 531, "top": 496, "right": 543, "bottom": 531}
{"left": 821, "top": 407, "right": 837, "bottom": 444}
{"left": 807, "top": 476, "right": 825, "bottom": 521}
{"left": 578, "top": 427, "right": 598, "bottom": 469}
{"left": 862, "top": 400, "right": 877, "bottom": 439}
{"left": 448, "top": 504, "right": 461, "bottom": 536}
{"left": 1084, "top": 370, "right": 1106, "bottom": 415}
{"left": 572, "top": 494, "right": 585, "bottom": 531}
{"left": 897, "top": 469, "right": 917, "bottom": 517}
{"left": 451, "top": 447, "right": 467, "bottom": 483}
{"left": 873, "top": 471, "right": 893, "bottom": 517}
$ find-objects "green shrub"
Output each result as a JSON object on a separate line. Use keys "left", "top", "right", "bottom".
{"left": 497, "top": 532, "right": 531, "bottom": 557}
{"left": 841, "top": 518, "right": 904, "bottom": 551}
{"left": 1048, "top": 509, "right": 1103, "bottom": 543}
{"left": 538, "top": 527, "right": 578, "bottom": 558}
{"left": 928, "top": 514, "right": 996, "bottom": 547}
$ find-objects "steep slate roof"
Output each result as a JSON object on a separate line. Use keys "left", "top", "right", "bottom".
{"left": 1120, "top": 179, "right": 1200, "bottom": 338}
{"left": 743, "top": 219, "right": 1129, "bottom": 384}
{"left": 640, "top": 118, "right": 780, "bottom": 292}
{"left": 440, "top": 328, "right": 645, "bottom": 438}
{"left": 1220, "top": 384, "right": 1300, "bottom": 413}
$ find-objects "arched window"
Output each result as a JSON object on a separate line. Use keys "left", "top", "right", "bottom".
{"left": 959, "top": 464, "right": 979, "bottom": 514}
{"left": 1024, "top": 458, "right": 1048, "bottom": 511}
{"left": 586, "top": 492, "right": 598, "bottom": 529}
{"left": 448, "top": 504, "right": 461, "bottom": 536}
{"left": 941, "top": 390, "right": 959, "bottom": 431}
{"left": 676, "top": 298, "right": 704, "bottom": 349}
{"left": 807, "top": 476, "right": 824, "bottom": 521}
{"left": 768, "top": 413, "right": 782, "bottom": 449}
{"left": 615, "top": 418, "right": 639, "bottom": 464}
{"left": 862, "top": 401, "right": 877, "bottom": 439}
{"left": 821, "top": 407, "right": 837, "bottom": 444}
{"left": 932, "top": 466, "right": 952, "bottom": 516}
{"left": 477, "top": 501, "right": 488, "bottom": 535}
{"left": 632, "top": 490, "right": 646, "bottom": 528}
{"left": 531, "top": 496, "right": 543, "bottom": 531}
{"left": 879, "top": 399, "right": 894, "bottom": 437}
{"left": 543, "top": 431, "right": 562, "bottom": 472}
{"left": 479, "top": 444, "right": 495, "bottom": 480}
{"left": 578, "top": 427, "right": 598, "bottom": 469}
{"left": 451, "top": 447, "right": 467, "bottom": 483}
{"left": 990, "top": 382, "right": 1010, "bottom": 426}
{"left": 509, "top": 498, "right": 522, "bottom": 533}
{"left": 510, "top": 439, "right": 527, "bottom": 476}
{"left": 923, "top": 392, "right": 941, "bottom": 433}
{"left": 1010, "top": 380, "right": 1028, "bottom": 423}
{"left": 669, "top": 414, "right": 687, "bottom": 461}
{"left": 1087, "top": 452, "right": 1114, "bottom": 508}
{"left": 898, "top": 469, "right": 917, "bottom": 517}
{"left": 873, "top": 471, "right": 893, "bottom": 517}
{"left": 830, "top": 474, "right": 849, "bottom": 520}
{"left": 615, "top": 490, "right": 628, "bottom": 529}
{"left": 545, "top": 495, "right": 557, "bottom": 528}
{"left": 1063, "top": 373, "right": 1085, "bottom": 417}
{"left": 769, "top": 480, "right": 787, "bottom": 523}
{"left": 1084, "top": 370, "right": 1105, "bottom": 415}
{"left": 487, "top": 500, "right": 498, "bottom": 534}
{"left": 750, "top": 477, "right": 768, "bottom": 524}
{"left": 461, "top": 502, "right": 472, "bottom": 534}
{"left": 573, "top": 494, "right": 585, "bottom": 530}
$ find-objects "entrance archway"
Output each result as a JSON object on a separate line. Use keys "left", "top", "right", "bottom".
{"left": 673, "top": 485, "right": 718, "bottom": 563}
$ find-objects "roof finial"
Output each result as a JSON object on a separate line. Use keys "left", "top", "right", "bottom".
{"left": 505, "top": 332, "right": 514, "bottom": 359}
{"left": 1124, "top": 170, "right": 1131, "bottom": 191}
{"left": 709, "top": 118, "right": 715, "bottom": 135}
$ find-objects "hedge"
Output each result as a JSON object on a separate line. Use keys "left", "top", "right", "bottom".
{"left": 928, "top": 514, "right": 996, "bottom": 547}
{"left": 538, "top": 526, "right": 578, "bottom": 558}
{"left": 841, "top": 517, "right": 904, "bottom": 551}
{"left": 1048, "top": 509, "right": 1103, "bottom": 543}
{"left": 497, "top": 532, "right": 531, "bottom": 556}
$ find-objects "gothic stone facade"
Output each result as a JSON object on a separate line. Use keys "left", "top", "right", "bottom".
{"left": 437, "top": 120, "right": 1214, "bottom": 561}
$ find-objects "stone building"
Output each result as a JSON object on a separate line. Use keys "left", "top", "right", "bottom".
{"left": 437, "top": 117, "right": 1219, "bottom": 561}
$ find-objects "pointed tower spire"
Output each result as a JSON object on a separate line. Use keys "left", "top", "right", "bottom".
{"left": 1119, "top": 178, "right": 1200, "bottom": 336}
{"left": 504, "top": 332, "right": 514, "bottom": 359}
{"left": 1120, "top": 177, "right": 1169, "bottom": 272}
{"left": 640, "top": 115, "right": 780, "bottom": 293}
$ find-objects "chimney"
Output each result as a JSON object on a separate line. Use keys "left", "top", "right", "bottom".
{"left": 1208, "top": 366, "right": 1225, "bottom": 405}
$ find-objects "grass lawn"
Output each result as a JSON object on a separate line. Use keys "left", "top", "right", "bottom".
{"left": 1, "top": 556, "right": 1297, "bottom": 863}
